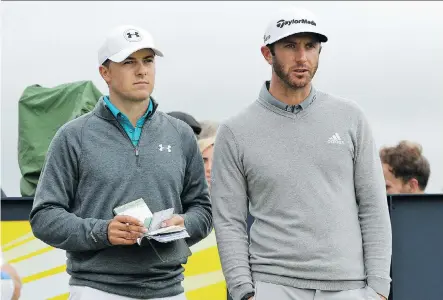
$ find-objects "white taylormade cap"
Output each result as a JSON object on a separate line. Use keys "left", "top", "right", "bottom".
{"left": 98, "top": 25, "right": 163, "bottom": 65}
{"left": 263, "top": 7, "right": 328, "bottom": 46}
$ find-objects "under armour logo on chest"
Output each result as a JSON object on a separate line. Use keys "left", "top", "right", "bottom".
{"left": 159, "top": 144, "right": 172, "bottom": 152}
{"left": 124, "top": 30, "right": 142, "bottom": 42}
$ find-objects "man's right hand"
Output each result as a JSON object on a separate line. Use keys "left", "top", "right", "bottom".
{"left": 107, "top": 215, "right": 147, "bottom": 245}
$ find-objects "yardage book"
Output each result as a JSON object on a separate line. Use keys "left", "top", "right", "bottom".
{"left": 113, "top": 198, "right": 189, "bottom": 244}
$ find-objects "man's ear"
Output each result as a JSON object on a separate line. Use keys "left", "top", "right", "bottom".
{"left": 261, "top": 45, "right": 273, "bottom": 66}
{"left": 407, "top": 178, "right": 420, "bottom": 193}
{"left": 99, "top": 65, "right": 111, "bottom": 85}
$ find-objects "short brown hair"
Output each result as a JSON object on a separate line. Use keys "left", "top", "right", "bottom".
{"left": 380, "top": 141, "right": 430, "bottom": 190}
{"left": 102, "top": 59, "right": 111, "bottom": 68}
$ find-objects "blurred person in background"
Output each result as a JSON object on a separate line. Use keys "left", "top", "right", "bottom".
{"left": 198, "top": 136, "right": 216, "bottom": 188}
{"left": 198, "top": 120, "right": 219, "bottom": 140}
{"left": 167, "top": 111, "right": 202, "bottom": 136}
{"left": 380, "top": 140, "right": 430, "bottom": 194}
{"left": 197, "top": 121, "right": 219, "bottom": 188}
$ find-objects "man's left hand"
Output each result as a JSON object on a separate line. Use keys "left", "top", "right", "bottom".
{"left": 161, "top": 214, "right": 185, "bottom": 228}
{"left": 378, "top": 294, "right": 387, "bottom": 300}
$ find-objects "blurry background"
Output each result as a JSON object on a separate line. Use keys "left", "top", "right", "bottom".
{"left": 2, "top": 1, "right": 442, "bottom": 195}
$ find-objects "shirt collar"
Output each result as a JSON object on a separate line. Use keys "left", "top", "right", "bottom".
{"left": 103, "top": 96, "right": 153, "bottom": 121}
{"left": 260, "top": 81, "right": 316, "bottom": 113}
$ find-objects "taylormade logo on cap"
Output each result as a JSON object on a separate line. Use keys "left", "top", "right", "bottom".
{"left": 276, "top": 19, "right": 317, "bottom": 29}
{"left": 263, "top": 7, "right": 328, "bottom": 45}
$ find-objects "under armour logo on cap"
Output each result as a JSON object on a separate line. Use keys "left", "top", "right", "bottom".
{"left": 124, "top": 29, "right": 142, "bottom": 42}
{"left": 98, "top": 24, "right": 164, "bottom": 65}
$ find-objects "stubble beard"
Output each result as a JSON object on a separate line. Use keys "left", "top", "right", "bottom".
{"left": 272, "top": 56, "right": 318, "bottom": 90}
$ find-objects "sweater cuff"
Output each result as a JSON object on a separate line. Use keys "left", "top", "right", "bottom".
{"left": 179, "top": 212, "right": 203, "bottom": 246}
{"left": 367, "top": 275, "right": 391, "bottom": 298}
{"left": 92, "top": 219, "right": 113, "bottom": 247}
{"left": 231, "top": 283, "right": 254, "bottom": 300}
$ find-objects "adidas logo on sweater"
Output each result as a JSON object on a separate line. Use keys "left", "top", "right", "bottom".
{"left": 327, "top": 133, "right": 345, "bottom": 145}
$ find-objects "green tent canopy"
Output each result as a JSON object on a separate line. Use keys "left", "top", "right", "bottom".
{"left": 18, "top": 81, "right": 103, "bottom": 196}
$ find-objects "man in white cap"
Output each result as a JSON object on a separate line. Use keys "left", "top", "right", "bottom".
{"left": 211, "top": 7, "right": 391, "bottom": 300}
{"left": 30, "top": 25, "right": 212, "bottom": 299}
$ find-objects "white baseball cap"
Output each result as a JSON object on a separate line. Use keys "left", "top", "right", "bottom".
{"left": 98, "top": 25, "right": 163, "bottom": 65}
{"left": 263, "top": 7, "right": 328, "bottom": 46}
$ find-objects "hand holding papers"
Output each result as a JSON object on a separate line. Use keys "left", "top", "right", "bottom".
{"left": 113, "top": 198, "right": 189, "bottom": 244}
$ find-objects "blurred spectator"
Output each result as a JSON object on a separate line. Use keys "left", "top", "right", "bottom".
{"left": 1, "top": 253, "right": 22, "bottom": 300}
{"left": 380, "top": 140, "right": 430, "bottom": 194}
{"left": 198, "top": 136, "right": 216, "bottom": 188}
{"left": 167, "top": 111, "right": 202, "bottom": 136}
{"left": 198, "top": 120, "right": 219, "bottom": 140}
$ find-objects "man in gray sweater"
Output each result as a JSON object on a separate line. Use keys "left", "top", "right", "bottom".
{"left": 29, "top": 25, "right": 212, "bottom": 299}
{"left": 211, "top": 7, "right": 392, "bottom": 300}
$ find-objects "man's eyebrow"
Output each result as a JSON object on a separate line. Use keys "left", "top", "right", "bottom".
{"left": 125, "top": 55, "right": 154, "bottom": 60}
{"left": 281, "top": 37, "right": 320, "bottom": 44}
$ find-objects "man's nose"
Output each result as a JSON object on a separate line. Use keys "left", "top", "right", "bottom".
{"left": 295, "top": 48, "right": 308, "bottom": 63}
{"left": 136, "top": 62, "right": 149, "bottom": 75}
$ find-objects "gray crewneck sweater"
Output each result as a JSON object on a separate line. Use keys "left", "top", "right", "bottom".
{"left": 30, "top": 98, "right": 212, "bottom": 299}
{"left": 211, "top": 82, "right": 392, "bottom": 300}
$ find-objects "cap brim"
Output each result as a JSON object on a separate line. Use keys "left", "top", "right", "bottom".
{"left": 266, "top": 30, "right": 328, "bottom": 45}
{"left": 192, "top": 125, "right": 202, "bottom": 135}
{"left": 310, "top": 32, "right": 328, "bottom": 43}
{"left": 108, "top": 44, "right": 163, "bottom": 63}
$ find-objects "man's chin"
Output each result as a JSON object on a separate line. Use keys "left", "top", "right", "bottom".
{"left": 289, "top": 80, "right": 309, "bottom": 89}
{"left": 129, "top": 93, "right": 151, "bottom": 102}
{"left": 287, "top": 75, "right": 312, "bottom": 89}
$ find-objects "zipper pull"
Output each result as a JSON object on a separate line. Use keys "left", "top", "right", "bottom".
{"left": 135, "top": 148, "right": 139, "bottom": 156}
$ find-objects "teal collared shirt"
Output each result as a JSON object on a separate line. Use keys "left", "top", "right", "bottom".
{"left": 103, "top": 96, "right": 153, "bottom": 146}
